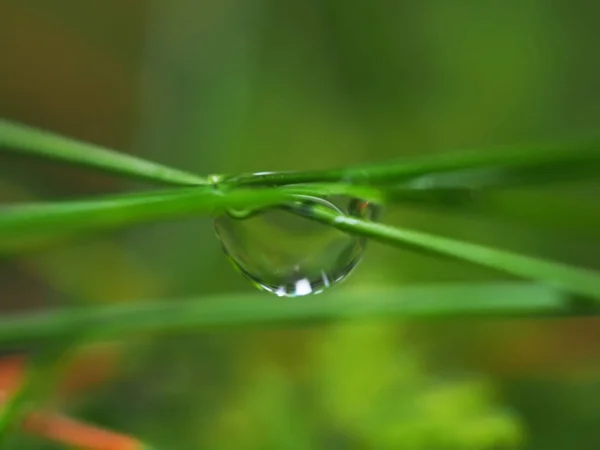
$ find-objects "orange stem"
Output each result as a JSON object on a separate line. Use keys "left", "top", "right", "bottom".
{"left": 0, "top": 355, "right": 144, "bottom": 449}
{"left": 23, "top": 411, "right": 143, "bottom": 450}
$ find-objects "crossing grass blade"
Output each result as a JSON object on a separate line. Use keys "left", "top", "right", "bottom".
{"left": 0, "top": 187, "right": 293, "bottom": 252}
{"left": 305, "top": 205, "right": 600, "bottom": 302}
{"left": 0, "top": 119, "right": 207, "bottom": 186}
{"left": 225, "top": 139, "right": 600, "bottom": 189}
{"left": 0, "top": 283, "right": 573, "bottom": 345}
{"left": 3, "top": 119, "right": 598, "bottom": 191}
{"left": 383, "top": 187, "right": 600, "bottom": 234}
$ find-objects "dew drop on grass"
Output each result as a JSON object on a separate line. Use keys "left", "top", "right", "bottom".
{"left": 213, "top": 195, "right": 379, "bottom": 297}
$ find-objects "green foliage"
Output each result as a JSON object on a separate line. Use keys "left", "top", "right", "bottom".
{"left": 3, "top": 4, "right": 600, "bottom": 449}
{"left": 207, "top": 322, "right": 523, "bottom": 450}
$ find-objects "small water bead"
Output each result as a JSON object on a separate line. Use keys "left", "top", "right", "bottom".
{"left": 213, "top": 195, "right": 378, "bottom": 297}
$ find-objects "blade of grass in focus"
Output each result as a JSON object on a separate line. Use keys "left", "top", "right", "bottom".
{"left": 0, "top": 119, "right": 207, "bottom": 186}
{"left": 0, "top": 182, "right": 385, "bottom": 253}
{"left": 3, "top": 182, "right": 600, "bottom": 305}
{"left": 0, "top": 187, "right": 295, "bottom": 252}
{"left": 3, "top": 119, "right": 599, "bottom": 191}
{"left": 2, "top": 120, "right": 600, "bottom": 302}
{"left": 305, "top": 204, "right": 600, "bottom": 302}
{"left": 224, "top": 138, "right": 600, "bottom": 189}
{"left": 0, "top": 283, "right": 573, "bottom": 345}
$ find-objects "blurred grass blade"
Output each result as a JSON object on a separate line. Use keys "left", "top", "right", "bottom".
{"left": 0, "top": 283, "right": 572, "bottom": 345}
{"left": 226, "top": 139, "right": 600, "bottom": 188}
{"left": 22, "top": 411, "right": 147, "bottom": 450}
{"left": 0, "top": 119, "right": 206, "bottom": 186}
{"left": 0, "top": 187, "right": 292, "bottom": 252}
{"left": 307, "top": 205, "right": 600, "bottom": 301}
{"left": 385, "top": 187, "right": 600, "bottom": 234}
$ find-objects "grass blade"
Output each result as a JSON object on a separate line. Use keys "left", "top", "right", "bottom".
{"left": 384, "top": 187, "right": 600, "bottom": 234}
{"left": 306, "top": 205, "right": 600, "bottom": 302}
{"left": 0, "top": 119, "right": 206, "bottom": 186}
{"left": 226, "top": 139, "right": 600, "bottom": 188}
{"left": 0, "top": 283, "right": 571, "bottom": 345}
{"left": 2, "top": 118, "right": 598, "bottom": 191}
{"left": 0, "top": 187, "right": 292, "bottom": 252}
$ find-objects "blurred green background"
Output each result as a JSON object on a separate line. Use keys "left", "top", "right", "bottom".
{"left": 2, "top": 1, "right": 600, "bottom": 448}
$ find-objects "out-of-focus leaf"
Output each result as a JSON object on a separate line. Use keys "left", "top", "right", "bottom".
{"left": 0, "top": 283, "right": 569, "bottom": 345}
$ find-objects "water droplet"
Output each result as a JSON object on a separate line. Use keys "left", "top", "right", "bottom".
{"left": 213, "top": 195, "right": 378, "bottom": 297}
{"left": 207, "top": 173, "right": 225, "bottom": 185}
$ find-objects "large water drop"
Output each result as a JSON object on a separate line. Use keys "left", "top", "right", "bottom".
{"left": 213, "top": 195, "right": 377, "bottom": 297}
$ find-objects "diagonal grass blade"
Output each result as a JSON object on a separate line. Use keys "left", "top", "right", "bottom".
{"left": 225, "top": 139, "right": 600, "bottom": 189}
{"left": 306, "top": 205, "right": 600, "bottom": 302}
{"left": 0, "top": 187, "right": 292, "bottom": 252}
{"left": 0, "top": 119, "right": 206, "bottom": 186}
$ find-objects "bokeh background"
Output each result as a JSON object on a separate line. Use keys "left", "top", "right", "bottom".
{"left": 2, "top": 1, "right": 600, "bottom": 449}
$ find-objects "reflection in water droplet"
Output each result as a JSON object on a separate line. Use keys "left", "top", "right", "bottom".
{"left": 213, "top": 195, "right": 379, "bottom": 297}
{"left": 207, "top": 173, "right": 225, "bottom": 185}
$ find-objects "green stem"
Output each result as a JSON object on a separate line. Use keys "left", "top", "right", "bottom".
{"left": 0, "top": 119, "right": 207, "bottom": 186}
{"left": 223, "top": 139, "right": 600, "bottom": 188}
{"left": 0, "top": 283, "right": 573, "bottom": 345}
{"left": 3, "top": 119, "right": 599, "bottom": 191}
{"left": 304, "top": 204, "right": 600, "bottom": 302}
{"left": 0, "top": 187, "right": 294, "bottom": 253}
{"left": 0, "top": 182, "right": 389, "bottom": 253}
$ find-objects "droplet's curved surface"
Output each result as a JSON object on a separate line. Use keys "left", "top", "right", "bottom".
{"left": 213, "top": 196, "right": 377, "bottom": 297}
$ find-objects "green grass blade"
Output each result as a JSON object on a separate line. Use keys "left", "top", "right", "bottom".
{"left": 0, "top": 283, "right": 570, "bottom": 345}
{"left": 384, "top": 187, "right": 600, "bottom": 234}
{"left": 306, "top": 205, "right": 600, "bottom": 301}
{"left": 0, "top": 187, "right": 292, "bottom": 252}
{"left": 2, "top": 118, "right": 598, "bottom": 190}
{"left": 0, "top": 183, "right": 381, "bottom": 253}
{"left": 225, "top": 139, "right": 600, "bottom": 188}
{"left": 0, "top": 119, "right": 207, "bottom": 186}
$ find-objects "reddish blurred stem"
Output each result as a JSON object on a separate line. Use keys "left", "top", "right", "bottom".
{"left": 24, "top": 411, "right": 142, "bottom": 450}
{"left": 0, "top": 354, "right": 143, "bottom": 450}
